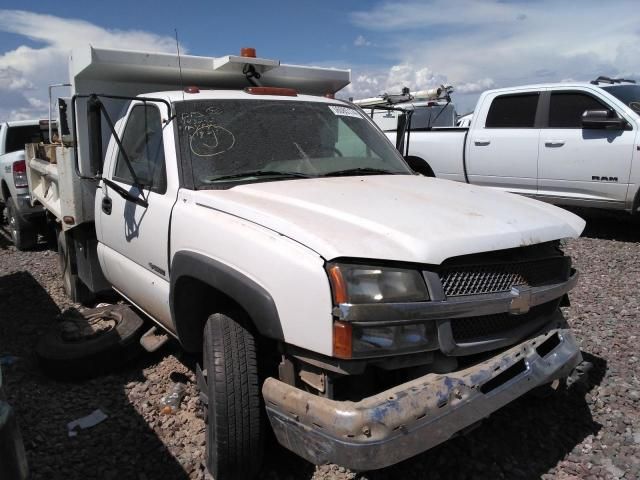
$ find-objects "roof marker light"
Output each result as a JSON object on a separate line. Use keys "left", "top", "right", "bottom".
{"left": 184, "top": 86, "right": 200, "bottom": 94}
{"left": 241, "top": 47, "right": 257, "bottom": 58}
{"left": 245, "top": 87, "right": 298, "bottom": 97}
{"left": 324, "top": 93, "right": 335, "bottom": 99}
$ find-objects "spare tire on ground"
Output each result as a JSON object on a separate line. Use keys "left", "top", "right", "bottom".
{"left": 36, "top": 304, "right": 145, "bottom": 380}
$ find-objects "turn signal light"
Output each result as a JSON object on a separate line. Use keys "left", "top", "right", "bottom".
{"left": 241, "top": 47, "right": 257, "bottom": 58}
{"left": 333, "top": 321, "right": 353, "bottom": 359}
{"left": 244, "top": 87, "right": 298, "bottom": 97}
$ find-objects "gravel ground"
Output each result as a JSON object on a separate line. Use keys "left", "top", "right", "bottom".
{"left": 1, "top": 209, "right": 639, "bottom": 479}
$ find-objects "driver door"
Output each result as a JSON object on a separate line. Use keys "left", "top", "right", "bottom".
{"left": 96, "top": 101, "right": 178, "bottom": 328}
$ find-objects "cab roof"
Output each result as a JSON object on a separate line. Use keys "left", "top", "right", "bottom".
{"left": 137, "top": 89, "right": 346, "bottom": 105}
{"left": 484, "top": 81, "right": 635, "bottom": 95}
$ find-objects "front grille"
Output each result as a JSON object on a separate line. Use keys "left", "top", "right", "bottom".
{"left": 439, "top": 257, "right": 569, "bottom": 297}
{"left": 451, "top": 303, "right": 555, "bottom": 343}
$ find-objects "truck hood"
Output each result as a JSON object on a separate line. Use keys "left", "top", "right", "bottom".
{"left": 191, "top": 175, "right": 585, "bottom": 264}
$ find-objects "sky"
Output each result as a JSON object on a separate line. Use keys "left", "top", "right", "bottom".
{"left": 0, "top": 0, "right": 639, "bottom": 120}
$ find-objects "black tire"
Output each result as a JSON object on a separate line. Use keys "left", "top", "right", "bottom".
{"left": 203, "top": 313, "right": 264, "bottom": 480}
{"left": 36, "top": 305, "right": 144, "bottom": 380}
{"left": 57, "top": 228, "right": 94, "bottom": 305}
{"left": 6, "top": 197, "right": 37, "bottom": 250}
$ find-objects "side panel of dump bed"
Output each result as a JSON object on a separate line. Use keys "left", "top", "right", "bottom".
{"left": 25, "top": 143, "right": 95, "bottom": 229}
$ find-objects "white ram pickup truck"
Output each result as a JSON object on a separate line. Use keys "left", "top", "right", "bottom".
{"left": 0, "top": 120, "right": 49, "bottom": 249}
{"left": 28, "top": 46, "right": 587, "bottom": 479}
{"left": 374, "top": 77, "right": 640, "bottom": 213}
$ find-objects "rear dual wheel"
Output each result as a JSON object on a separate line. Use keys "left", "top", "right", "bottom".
{"left": 57, "top": 228, "right": 94, "bottom": 305}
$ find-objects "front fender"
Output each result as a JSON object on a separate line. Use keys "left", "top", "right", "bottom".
{"left": 170, "top": 251, "right": 283, "bottom": 350}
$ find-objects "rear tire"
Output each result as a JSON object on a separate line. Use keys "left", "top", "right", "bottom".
{"left": 57, "top": 228, "right": 94, "bottom": 305}
{"left": 6, "top": 197, "right": 37, "bottom": 250}
{"left": 203, "top": 312, "right": 264, "bottom": 480}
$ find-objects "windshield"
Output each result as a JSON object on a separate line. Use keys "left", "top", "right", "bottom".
{"left": 175, "top": 99, "right": 411, "bottom": 189}
{"left": 602, "top": 85, "right": 640, "bottom": 114}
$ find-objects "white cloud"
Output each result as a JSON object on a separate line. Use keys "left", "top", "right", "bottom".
{"left": 354, "top": 35, "right": 371, "bottom": 47}
{"left": 0, "top": 10, "right": 180, "bottom": 121}
{"left": 456, "top": 78, "right": 495, "bottom": 94}
{"left": 342, "top": 63, "right": 448, "bottom": 100}
{"left": 347, "top": 0, "right": 640, "bottom": 111}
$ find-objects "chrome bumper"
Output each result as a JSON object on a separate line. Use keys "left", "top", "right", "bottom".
{"left": 263, "top": 327, "right": 582, "bottom": 471}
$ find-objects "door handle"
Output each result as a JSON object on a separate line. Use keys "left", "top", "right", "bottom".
{"left": 545, "top": 140, "right": 565, "bottom": 147}
{"left": 474, "top": 139, "right": 491, "bottom": 146}
{"left": 102, "top": 197, "right": 112, "bottom": 215}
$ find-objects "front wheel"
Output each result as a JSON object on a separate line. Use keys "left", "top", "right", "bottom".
{"left": 203, "top": 312, "right": 264, "bottom": 480}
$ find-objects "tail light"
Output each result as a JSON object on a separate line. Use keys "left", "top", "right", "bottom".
{"left": 12, "top": 160, "right": 28, "bottom": 188}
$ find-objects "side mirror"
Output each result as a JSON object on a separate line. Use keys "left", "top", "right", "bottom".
{"left": 581, "top": 109, "right": 627, "bottom": 129}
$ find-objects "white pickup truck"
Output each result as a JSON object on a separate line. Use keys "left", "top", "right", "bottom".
{"left": 0, "top": 120, "right": 49, "bottom": 249}
{"left": 372, "top": 77, "right": 640, "bottom": 213}
{"left": 28, "top": 46, "right": 587, "bottom": 479}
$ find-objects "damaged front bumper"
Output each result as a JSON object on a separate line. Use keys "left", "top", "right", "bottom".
{"left": 263, "top": 327, "right": 582, "bottom": 470}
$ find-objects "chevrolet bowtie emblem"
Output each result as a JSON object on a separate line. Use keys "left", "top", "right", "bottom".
{"left": 510, "top": 285, "right": 532, "bottom": 315}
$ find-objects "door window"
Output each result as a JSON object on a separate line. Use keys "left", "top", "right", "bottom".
{"left": 114, "top": 105, "right": 167, "bottom": 193}
{"left": 548, "top": 92, "right": 607, "bottom": 128}
{"left": 485, "top": 93, "right": 539, "bottom": 128}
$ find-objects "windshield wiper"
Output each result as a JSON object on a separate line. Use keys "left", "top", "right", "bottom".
{"left": 322, "top": 167, "right": 396, "bottom": 177}
{"left": 205, "top": 170, "right": 312, "bottom": 183}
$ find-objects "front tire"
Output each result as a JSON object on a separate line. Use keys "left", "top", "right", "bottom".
{"left": 203, "top": 312, "right": 264, "bottom": 480}
{"left": 6, "top": 197, "right": 37, "bottom": 250}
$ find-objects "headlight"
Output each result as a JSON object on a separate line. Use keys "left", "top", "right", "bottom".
{"left": 327, "top": 262, "right": 429, "bottom": 304}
